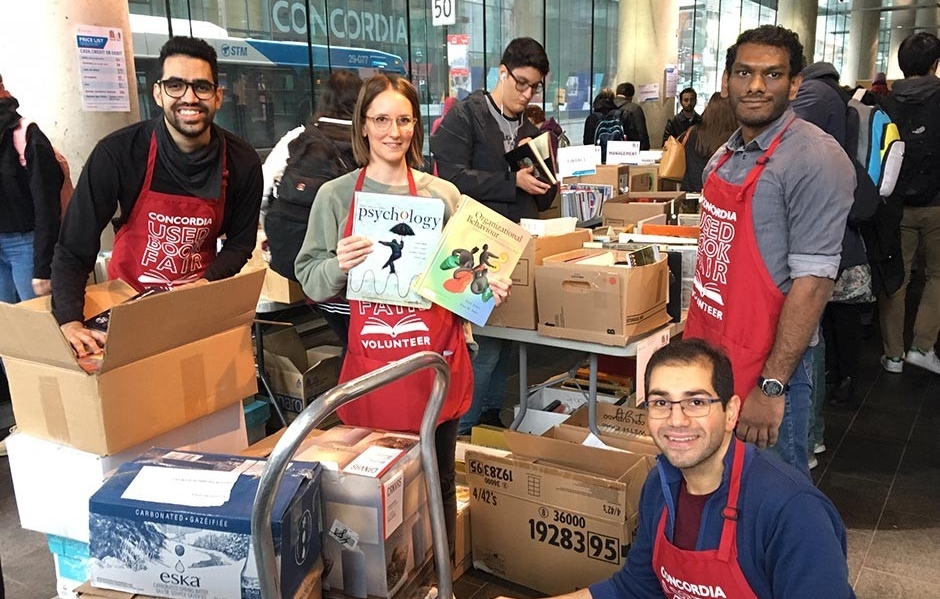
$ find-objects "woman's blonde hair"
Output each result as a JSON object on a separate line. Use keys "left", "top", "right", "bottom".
{"left": 351, "top": 74, "right": 425, "bottom": 169}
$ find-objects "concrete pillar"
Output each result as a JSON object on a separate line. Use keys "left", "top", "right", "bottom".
{"left": 777, "top": 0, "right": 818, "bottom": 64}
{"left": 0, "top": 0, "right": 140, "bottom": 178}
{"left": 843, "top": 0, "right": 882, "bottom": 85}
{"left": 616, "top": 0, "right": 679, "bottom": 149}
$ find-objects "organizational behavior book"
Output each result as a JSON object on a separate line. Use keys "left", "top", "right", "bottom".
{"left": 347, "top": 192, "right": 445, "bottom": 308}
{"left": 413, "top": 195, "right": 531, "bottom": 326}
{"left": 504, "top": 131, "right": 558, "bottom": 185}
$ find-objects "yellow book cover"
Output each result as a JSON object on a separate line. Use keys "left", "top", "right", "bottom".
{"left": 413, "top": 195, "right": 531, "bottom": 326}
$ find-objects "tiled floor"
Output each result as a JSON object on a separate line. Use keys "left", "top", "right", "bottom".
{"left": 2, "top": 318, "right": 939, "bottom": 599}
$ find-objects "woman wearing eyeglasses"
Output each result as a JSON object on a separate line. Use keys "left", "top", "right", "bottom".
{"left": 295, "top": 73, "right": 510, "bottom": 549}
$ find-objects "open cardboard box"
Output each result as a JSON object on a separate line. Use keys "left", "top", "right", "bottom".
{"left": 262, "top": 327, "right": 342, "bottom": 421}
{"left": 535, "top": 248, "right": 670, "bottom": 346}
{"left": 0, "top": 269, "right": 264, "bottom": 455}
{"left": 465, "top": 429, "right": 652, "bottom": 595}
{"left": 601, "top": 192, "right": 685, "bottom": 228}
{"left": 488, "top": 228, "right": 592, "bottom": 330}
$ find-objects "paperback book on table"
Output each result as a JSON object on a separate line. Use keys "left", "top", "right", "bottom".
{"left": 346, "top": 191, "right": 445, "bottom": 308}
{"left": 413, "top": 195, "right": 531, "bottom": 326}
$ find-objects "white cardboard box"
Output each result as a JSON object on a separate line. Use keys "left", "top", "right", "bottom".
{"left": 6, "top": 401, "right": 248, "bottom": 542}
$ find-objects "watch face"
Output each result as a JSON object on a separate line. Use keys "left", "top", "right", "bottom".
{"left": 761, "top": 378, "right": 785, "bottom": 396}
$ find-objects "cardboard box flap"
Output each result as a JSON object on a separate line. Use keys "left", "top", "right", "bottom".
{"left": 76, "top": 582, "right": 139, "bottom": 599}
{"left": 0, "top": 297, "right": 82, "bottom": 371}
{"left": 102, "top": 269, "right": 265, "bottom": 372}
{"left": 262, "top": 327, "right": 308, "bottom": 372}
{"left": 504, "top": 430, "right": 639, "bottom": 479}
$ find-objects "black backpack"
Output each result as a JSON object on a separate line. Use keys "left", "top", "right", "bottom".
{"left": 593, "top": 109, "right": 624, "bottom": 163}
{"left": 880, "top": 90, "right": 940, "bottom": 207}
{"left": 265, "top": 127, "right": 354, "bottom": 280}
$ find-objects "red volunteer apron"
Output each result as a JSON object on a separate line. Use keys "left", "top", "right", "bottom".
{"left": 337, "top": 168, "right": 472, "bottom": 432}
{"left": 652, "top": 438, "right": 760, "bottom": 599}
{"left": 108, "top": 133, "right": 227, "bottom": 291}
{"left": 684, "top": 122, "right": 793, "bottom": 400}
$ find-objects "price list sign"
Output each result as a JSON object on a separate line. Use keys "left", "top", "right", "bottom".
{"left": 76, "top": 25, "right": 130, "bottom": 112}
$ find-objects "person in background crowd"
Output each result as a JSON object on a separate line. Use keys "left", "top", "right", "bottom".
{"left": 431, "top": 96, "right": 457, "bottom": 135}
{"left": 294, "top": 74, "right": 510, "bottom": 547}
{"left": 870, "top": 71, "right": 890, "bottom": 100}
{"left": 259, "top": 124, "right": 304, "bottom": 226}
{"left": 877, "top": 32, "right": 940, "bottom": 375}
{"left": 684, "top": 25, "right": 855, "bottom": 478}
{"left": 679, "top": 93, "right": 736, "bottom": 193}
{"left": 264, "top": 70, "right": 362, "bottom": 351}
{"left": 613, "top": 82, "right": 650, "bottom": 150}
{"left": 582, "top": 88, "right": 618, "bottom": 146}
{"left": 496, "top": 339, "right": 856, "bottom": 599}
{"left": 524, "top": 103, "right": 567, "bottom": 157}
{"left": 0, "top": 72, "right": 64, "bottom": 458}
{"left": 51, "top": 36, "right": 262, "bottom": 358}
{"left": 662, "top": 87, "right": 702, "bottom": 145}
{"left": 430, "top": 37, "right": 556, "bottom": 435}
{"left": 791, "top": 60, "right": 876, "bottom": 470}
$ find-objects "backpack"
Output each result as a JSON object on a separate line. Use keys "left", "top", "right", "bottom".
{"left": 265, "top": 126, "right": 354, "bottom": 281}
{"left": 593, "top": 109, "right": 625, "bottom": 163}
{"left": 879, "top": 89, "right": 940, "bottom": 207}
{"left": 12, "top": 119, "right": 74, "bottom": 219}
{"left": 845, "top": 89, "right": 904, "bottom": 199}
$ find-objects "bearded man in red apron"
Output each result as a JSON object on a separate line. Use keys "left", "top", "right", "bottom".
{"left": 510, "top": 339, "right": 855, "bottom": 599}
{"left": 683, "top": 26, "right": 854, "bottom": 478}
{"left": 52, "top": 37, "right": 262, "bottom": 357}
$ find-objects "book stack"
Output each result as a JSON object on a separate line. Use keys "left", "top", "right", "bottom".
{"left": 559, "top": 184, "right": 614, "bottom": 221}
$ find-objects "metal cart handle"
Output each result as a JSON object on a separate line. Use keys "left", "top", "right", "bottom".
{"left": 251, "top": 351, "right": 453, "bottom": 599}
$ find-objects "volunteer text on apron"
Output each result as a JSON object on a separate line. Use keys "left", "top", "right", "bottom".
{"left": 337, "top": 168, "right": 472, "bottom": 432}
{"left": 108, "top": 133, "right": 227, "bottom": 291}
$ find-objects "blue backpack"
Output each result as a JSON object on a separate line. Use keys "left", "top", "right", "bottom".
{"left": 845, "top": 89, "right": 904, "bottom": 198}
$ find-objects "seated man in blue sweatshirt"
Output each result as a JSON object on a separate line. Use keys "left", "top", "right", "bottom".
{"left": 501, "top": 338, "right": 856, "bottom": 599}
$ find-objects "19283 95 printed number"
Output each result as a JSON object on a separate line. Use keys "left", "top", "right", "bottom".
{"left": 527, "top": 519, "right": 620, "bottom": 564}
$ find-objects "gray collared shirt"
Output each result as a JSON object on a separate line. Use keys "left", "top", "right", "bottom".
{"left": 702, "top": 107, "right": 855, "bottom": 293}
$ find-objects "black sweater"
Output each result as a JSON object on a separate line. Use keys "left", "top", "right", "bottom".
{"left": 52, "top": 117, "right": 262, "bottom": 324}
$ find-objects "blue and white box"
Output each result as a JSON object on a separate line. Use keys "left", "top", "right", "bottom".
{"left": 88, "top": 448, "right": 321, "bottom": 599}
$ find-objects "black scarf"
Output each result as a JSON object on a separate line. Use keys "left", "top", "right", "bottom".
{"left": 154, "top": 117, "right": 223, "bottom": 199}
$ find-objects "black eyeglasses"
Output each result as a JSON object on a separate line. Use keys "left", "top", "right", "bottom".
{"left": 644, "top": 397, "right": 723, "bottom": 419}
{"left": 157, "top": 78, "right": 218, "bottom": 100}
{"left": 506, "top": 70, "right": 544, "bottom": 95}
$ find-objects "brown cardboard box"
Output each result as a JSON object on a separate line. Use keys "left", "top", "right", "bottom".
{"left": 562, "top": 164, "right": 662, "bottom": 195}
{"left": 487, "top": 229, "right": 592, "bottom": 329}
{"left": 262, "top": 327, "right": 342, "bottom": 421}
{"left": 262, "top": 267, "right": 306, "bottom": 304}
{"left": 601, "top": 192, "right": 685, "bottom": 228}
{"left": 0, "top": 270, "right": 264, "bottom": 455}
{"left": 550, "top": 423, "right": 660, "bottom": 457}
{"left": 565, "top": 403, "right": 654, "bottom": 440}
{"left": 466, "top": 429, "right": 651, "bottom": 595}
{"left": 535, "top": 249, "right": 671, "bottom": 346}
{"left": 454, "top": 485, "right": 473, "bottom": 578}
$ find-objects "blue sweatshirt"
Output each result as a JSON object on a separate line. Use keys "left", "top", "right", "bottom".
{"left": 589, "top": 441, "right": 856, "bottom": 599}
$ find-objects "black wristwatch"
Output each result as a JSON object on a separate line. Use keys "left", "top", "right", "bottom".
{"left": 757, "top": 376, "right": 788, "bottom": 398}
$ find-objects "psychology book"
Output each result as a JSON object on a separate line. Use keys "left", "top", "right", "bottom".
{"left": 347, "top": 192, "right": 445, "bottom": 308}
{"left": 413, "top": 195, "right": 531, "bottom": 326}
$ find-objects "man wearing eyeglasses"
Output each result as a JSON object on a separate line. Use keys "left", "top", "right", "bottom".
{"left": 502, "top": 338, "right": 855, "bottom": 599}
{"left": 430, "top": 37, "right": 558, "bottom": 434}
{"left": 51, "top": 36, "right": 262, "bottom": 357}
